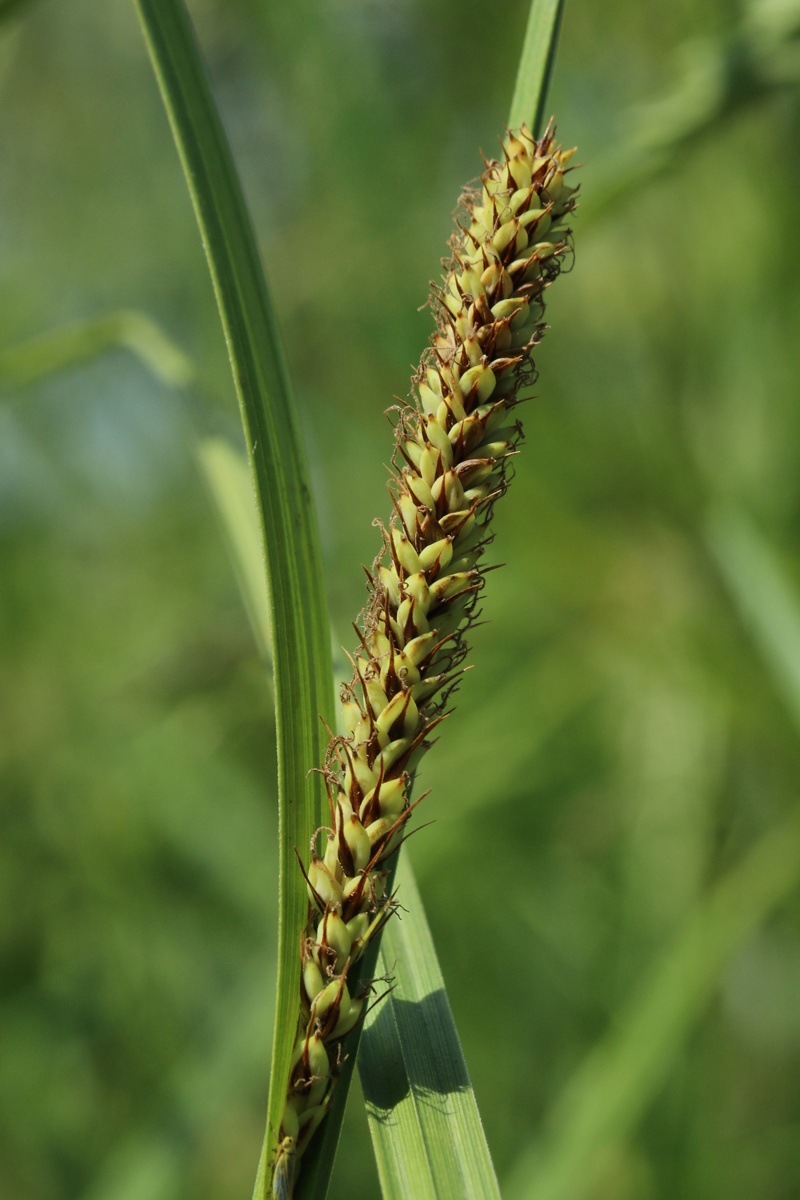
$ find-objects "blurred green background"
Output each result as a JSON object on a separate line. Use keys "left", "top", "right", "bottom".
{"left": 3, "top": 1, "right": 800, "bottom": 1198}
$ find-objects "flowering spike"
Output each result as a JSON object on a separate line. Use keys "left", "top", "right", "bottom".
{"left": 272, "top": 123, "right": 577, "bottom": 1196}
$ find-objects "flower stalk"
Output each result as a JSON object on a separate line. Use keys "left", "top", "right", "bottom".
{"left": 272, "top": 122, "right": 577, "bottom": 1198}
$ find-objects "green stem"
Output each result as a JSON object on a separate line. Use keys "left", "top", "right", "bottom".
{"left": 509, "top": 0, "right": 566, "bottom": 133}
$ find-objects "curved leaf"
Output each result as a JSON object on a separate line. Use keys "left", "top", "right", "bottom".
{"left": 132, "top": 5, "right": 334, "bottom": 1195}
{"left": 0, "top": 311, "right": 194, "bottom": 392}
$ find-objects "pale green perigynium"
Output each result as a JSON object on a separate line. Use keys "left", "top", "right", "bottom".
{"left": 273, "top": 123, "right": 578, "bottom": 1196}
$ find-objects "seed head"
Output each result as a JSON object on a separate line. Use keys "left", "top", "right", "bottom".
{"left": 272, "top": 122, "right": 577, "bottom": 1197}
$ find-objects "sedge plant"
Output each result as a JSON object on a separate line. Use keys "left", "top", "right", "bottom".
{"left": 6, "top": 4, "right": 800, "bottom": 1197}
{"left": 133, "top": 0, "right": 574, "bottom": 1196}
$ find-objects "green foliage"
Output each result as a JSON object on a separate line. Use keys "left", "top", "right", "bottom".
{"left": 360, "top": 852, "right": 501, "bottom": 1200}
{"left": 509, "top": 0, "right": 565, "bottom": 133}
{"left": 132, "top": 6, "right": 334, "bottom": 1194}
{"left": 3, "top": 2, "right": 800, "bottom": 1199}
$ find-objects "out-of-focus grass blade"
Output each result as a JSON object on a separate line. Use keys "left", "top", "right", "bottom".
{"left": 504, "top": 804, "right": 800, "bottom": 1200}
{"left": 707, "top": 507, "right": 800, "bottom": 731}
{"left": 0, "top": 311, "right": 194, "bottom": 392}
{"left": 583, "top": 0, "right": 800, "bottom": 225}
{"left": 132, "top": 4, "right": 334, "bottom": 1196}
{"left": 196, "top": 437, "right": 272, "bottom": 666}
{"left": 359, "top": 852, "right": 501, "bottom": 1200}
{"left": 508, "top": 0, "right": 565, "bottom": 134}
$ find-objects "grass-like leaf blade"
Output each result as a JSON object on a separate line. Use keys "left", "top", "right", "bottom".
{"left": 360, "top": 853, "right": 501, "bottom": 1200}
{"left": 509, "top": 0, "right": 566, "bottom": 134}
{"left": 132, "top": 4, "right": 335, "bottom": 1196}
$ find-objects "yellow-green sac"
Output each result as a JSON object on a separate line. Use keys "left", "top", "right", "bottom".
{"left": 272, "top": 121, "right": 577, "bottom": 1199}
